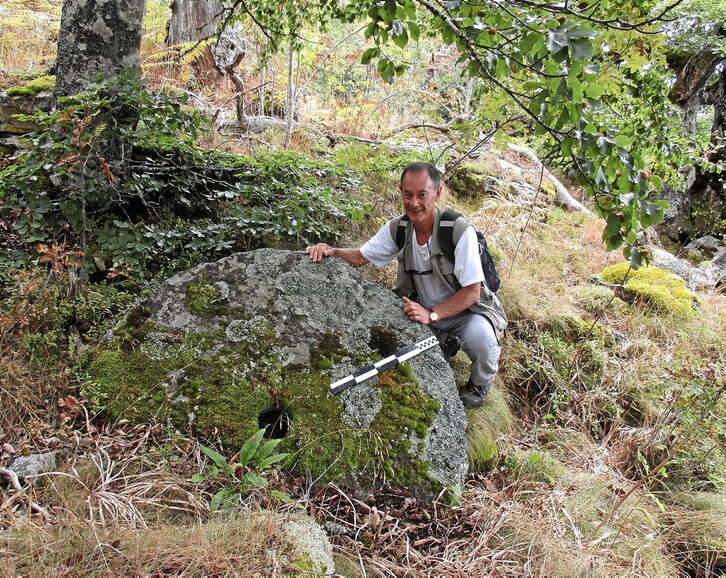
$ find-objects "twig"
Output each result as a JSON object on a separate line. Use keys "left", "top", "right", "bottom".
{"left": 0, "top": 467, "right": 52, "bottom": 521}
{"left": 0, "top": 467, "right": 22, "bottom": 491}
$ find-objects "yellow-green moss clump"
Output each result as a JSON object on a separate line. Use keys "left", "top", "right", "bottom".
{"left": 601, "top": 262, "right": 700, "bottom": 316}
{"left": 6, "top": 75, "right": 55, "bottom": 96}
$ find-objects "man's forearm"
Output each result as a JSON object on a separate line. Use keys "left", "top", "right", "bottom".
{"left": 305, "top": 243, "right": 369, "bottom": 266}
{"left": 330, "top": 248, "right": 369, "bottom": 266}
{"left": 431, "top": 283, "right": 481, "bottom": 320}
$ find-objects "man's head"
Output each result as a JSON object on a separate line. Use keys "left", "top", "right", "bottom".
{"left": 400, "top": 162, "right": 442, "bottom": 231}
{"left": 400, "top": 162, "right": 442, "bottom": 188}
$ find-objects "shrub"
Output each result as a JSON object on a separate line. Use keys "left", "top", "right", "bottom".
{"left": 0, "top": 71, "right": 368, "bottom": 282}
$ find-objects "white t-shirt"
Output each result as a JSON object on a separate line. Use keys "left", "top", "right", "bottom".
{"left": 360, "top": 220, "right": 484, "bottom": 309}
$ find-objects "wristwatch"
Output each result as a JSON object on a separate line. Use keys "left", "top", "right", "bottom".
{"left": 429, "top": 310, "right": 439, "bottom": 323}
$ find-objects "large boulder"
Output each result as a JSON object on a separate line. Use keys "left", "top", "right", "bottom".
{"left": 87, "top": 249, "right": 467, "bottom": 499}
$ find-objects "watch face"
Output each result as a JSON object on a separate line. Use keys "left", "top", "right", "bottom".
{"left": 430, "top": 312, "right": 438, "bottom": 322}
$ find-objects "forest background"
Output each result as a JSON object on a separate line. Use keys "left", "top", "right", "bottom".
{"left": 0, "top": 0, "right": 724, "bottom": 575}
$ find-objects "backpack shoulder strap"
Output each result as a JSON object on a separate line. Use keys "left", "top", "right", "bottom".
{"left": 438, "top": 210, "right": 468, "bottom": 259}
{"left": 390, "top": 214, "right": 411, "bottom": 250}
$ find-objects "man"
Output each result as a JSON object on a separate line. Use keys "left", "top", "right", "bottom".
{"left": 305, "top": 162, "right": 506, "bottom": 408}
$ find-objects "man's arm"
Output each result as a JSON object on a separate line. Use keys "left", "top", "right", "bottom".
{"left": 305, "top": 243, "right": 370, "bottom": 266}
{"left": 402, "top": 283, "right": 480, "bottom": 325}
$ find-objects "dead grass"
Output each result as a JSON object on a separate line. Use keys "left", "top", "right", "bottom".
{"left": 1, "top": 511, "right": 302, "bottom": 576}
{"left": 0, "top": 0, "right": 60, "bottom": 73}
{"left": 0, "top": 357, "right": 65, "bottom": 441}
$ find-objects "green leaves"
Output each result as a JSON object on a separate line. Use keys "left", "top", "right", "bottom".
{"left": 0, "top": 80, "right": 369, "bottom": 278}
{"left": 192, "top": 428, "right": 290, "bottom": 512}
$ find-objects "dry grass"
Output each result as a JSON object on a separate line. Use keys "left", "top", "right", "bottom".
{"left": 0, "top": 2, "right": 60, "bottom": 74}
{"left": 2, "top": 510, "right": 302, "bottom": 576}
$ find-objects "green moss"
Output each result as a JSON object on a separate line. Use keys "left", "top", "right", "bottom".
{"left": 83, "top": 311, "right": 445, "bottom": 493}
{"left": 309, "top": 332, "right": 347, "bottom": 370}
{"left": 6, "top": 75, "right": 55, "bottom": 96}
{"left": 601, "top": 262, "right": 700, "bottom": 316}
{"left": 184, "top": 280, "right": 227, "bottom": 315}
{"left": 467, "top": 423, "right": 499, "bottom": 472}
{"left": 446, "top": 165, "right": 499, "bottom": 201}
{"left": 467, "top": 386, "right": 515, "bottom": 472}
{"left": 539, "top": 180, "right": 557, "bottom": 198}
{"left": 278, "top": 364, "right": 441, "bottom": 492}
{"left": 85, "top": 348, "right": 185, "bottom": 421}
{"left": 504, "top": 448, "right": 565, "bottom": 486}
{"left": 368, "top": 326, "right": 400, "bottom": 356}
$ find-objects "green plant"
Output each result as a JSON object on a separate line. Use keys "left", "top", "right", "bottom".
{"left": 601, "top": 262, "right": 700, "bottom": 316}
{"left": 192, "top": 428, "right": 289, "bottom": 511}
{"left": 0, "top": 74, "right": 369, "bottom": 281}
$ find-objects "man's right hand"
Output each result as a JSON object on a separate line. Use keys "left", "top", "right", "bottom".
{"left": 305, "top": 243, "right": 334, "bottom": 262}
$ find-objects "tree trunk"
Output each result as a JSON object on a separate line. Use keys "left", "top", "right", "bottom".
{"left": 166, "top": 0, "right": 224, "bottom": 87}
{"left": 659, "top": 51, "right": 726, "bottom": 242}
{"left": 284, "top": 39, "right": 295, "bottom": 147}
{"left": 55, "top": 0, "right": 146, "bottom": 99}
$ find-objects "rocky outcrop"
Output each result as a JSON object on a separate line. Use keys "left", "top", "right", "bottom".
{"left": 0, "top": 91, "right": 52, "bottom": 137}
{"left": 650, "top": 248, "right": 716, "bottom": 290}
{"left": 88, "top": 249, "right": 467, "bottom": 500}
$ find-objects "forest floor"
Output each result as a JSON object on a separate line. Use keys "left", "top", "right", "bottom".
{"left": 1, "top": 2, "right": 725, "bottom": 572}
{"left": 1, "top": 143, "right": 725, "bottom": 576}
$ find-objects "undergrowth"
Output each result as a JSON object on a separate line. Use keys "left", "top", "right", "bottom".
{"left": 0, "top": 71, "right": 369, "bottom": 284}
{"left": 1, "top": 134, "right": 724, "bottom": 575}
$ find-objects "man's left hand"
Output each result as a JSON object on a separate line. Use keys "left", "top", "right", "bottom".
{"left": 402, "top": 297, "right": 432, "bottom": 325}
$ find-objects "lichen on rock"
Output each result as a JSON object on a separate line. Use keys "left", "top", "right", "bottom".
{"left": 84, "top": 249, "right": 468, "bottom": 500}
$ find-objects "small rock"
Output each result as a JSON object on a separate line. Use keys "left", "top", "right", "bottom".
{"left": 684, "top": 235, "right": 724, "bottom": 260}
{"left": 7, "top": 451, "right": 59, "bottom": 484}
{"left": 705, "top": 248, "right": 726, "bottom": 287}
{"left": 650, "top": 248, "right": 716, "bottom": 290}
{"left": 285, "top": 517, "right": 336, "bottom": 575}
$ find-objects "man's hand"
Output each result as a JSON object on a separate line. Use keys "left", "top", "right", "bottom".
{"left": 402, "top": 297, "right": 433, "bottom": 325}
{"left": 305, "top": 243, "right": 334, "bottom": 262}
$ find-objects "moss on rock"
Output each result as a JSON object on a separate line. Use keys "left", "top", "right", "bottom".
{"left": 446, "top": 165, "right": 504, "bottom": 201}
{"left": 184, "top": 280, "right": 229, "bottom": 315}
{"left": 6, "top": 75, "right": 55, "bottom": 96}
{"left": 601, "top": 262, "right": 700, "bottom": 316}
{"left": 85, "top": 307, "right": 444, "bottom": 494}
{"left": 82, "top": 249, "right": 468, "bottom": 499}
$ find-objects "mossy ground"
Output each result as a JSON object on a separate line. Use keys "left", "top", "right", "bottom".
{"left": 6, "top": 75, "right": 55, "bottom": 96}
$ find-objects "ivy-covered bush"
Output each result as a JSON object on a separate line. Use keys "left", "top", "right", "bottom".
{"left": 0, "top": 70, "right": 368, "bottom": 281}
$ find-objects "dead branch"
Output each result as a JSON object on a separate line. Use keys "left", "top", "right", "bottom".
{"left": 507, "top": 143, "right": 595, "bottom": 216}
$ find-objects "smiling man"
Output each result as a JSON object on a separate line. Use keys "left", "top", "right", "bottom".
{"left": 305, "top": 162, "right": 507, "bottom": 408}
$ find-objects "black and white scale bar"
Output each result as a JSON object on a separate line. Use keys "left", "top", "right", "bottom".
{"left": 330, "top": 335, "right": 439, "bottom": 394}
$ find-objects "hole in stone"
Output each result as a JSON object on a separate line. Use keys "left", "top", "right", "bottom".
{"left": 258, "top": 405, "right": 292, "bottom": 439}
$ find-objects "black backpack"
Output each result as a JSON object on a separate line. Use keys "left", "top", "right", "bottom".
{"left": 393, "top": 210, "right": 502, "bottom": 293}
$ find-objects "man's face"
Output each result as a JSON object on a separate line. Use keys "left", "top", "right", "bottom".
{"left": 400, "top": 170, "right": 441, "bottom": 230}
